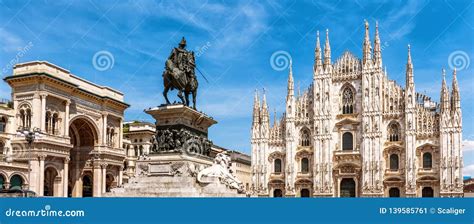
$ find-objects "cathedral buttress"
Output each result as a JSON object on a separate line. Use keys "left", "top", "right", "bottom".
{"left": 404, "top": 45, "right": 417, "bottom": 197}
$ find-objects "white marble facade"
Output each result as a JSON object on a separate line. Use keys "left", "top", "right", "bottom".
{"left": 251, "top": 22, "right": 463, "bottom": 198}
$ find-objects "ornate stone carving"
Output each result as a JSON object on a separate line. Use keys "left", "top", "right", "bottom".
{"left": 151, "top": 128, "right": 212, "bottom": 156}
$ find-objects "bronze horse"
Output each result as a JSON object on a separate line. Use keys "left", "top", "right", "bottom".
{"left": 162, "top": 52, "right": 198, "bottom": 109}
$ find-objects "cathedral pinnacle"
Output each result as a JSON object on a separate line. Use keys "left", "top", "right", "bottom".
{"left": 451, "top": 68, "right": 460, "bottom": 109}
{"left": 363, "top": 20, "right": 372, "bottom": 64}
{"left": 373, "top": 21, "right": 382, "bottom": 67}
{"left": 253, "top": 89, "right": 260, "bottom": 124}
{"left": 406, "top": 44, "right": 414, "bottom": 89}
{"left": 288, "top": 60, "right": 294, "bottom": 97}
{"left": 324, "top": 29, "right": 331, "bottom": 68}
{"left": 314, "top": 30, "right": 322, "bottom": 72}
{"left": 440, "top": 68, "right": 450, "bottom": 112}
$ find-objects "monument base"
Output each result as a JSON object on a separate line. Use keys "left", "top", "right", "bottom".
{"left": 105, "top": 153, "right": 245, "bottom": 197}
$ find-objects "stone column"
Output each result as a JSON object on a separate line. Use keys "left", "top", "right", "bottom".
{"left": 118, "top": 166, "right": 123, "bottom": 186}
{"left": 29, "top": 157, "right": 39, "bottom": 194}
{"left": 64, "top": 100, "right": 70, "bottom": 137}
{"left": 101, "top": 163, "right": 107, "bottom": 193}
{"left": 38, "top": 154, "right": 46, "bottom": 196}
{"left": 93, "top": 160, "right": 102, "bottom": 197}
{"left": 63, "top": 157, "right": 69, "bottom": 197}
{"left": 102, "top": 113, "right": 108, "bottom": 146}
{"left": 118, "top": 118, "right": 123, "bottom": 149}
{"left": 40, "top": 93, "right": 47, "bottom": 131}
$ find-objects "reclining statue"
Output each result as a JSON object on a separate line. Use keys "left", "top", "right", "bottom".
{"left": 197, "top": 152, "right": 244, "bottom": 192}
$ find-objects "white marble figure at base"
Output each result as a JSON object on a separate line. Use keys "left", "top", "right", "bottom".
{"left": 197, "top": 152, "right": 244, "bottom": 192}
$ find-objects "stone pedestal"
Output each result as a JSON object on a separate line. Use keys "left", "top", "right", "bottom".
{"left": 105, "top": 104, "right": 245, "bottom": 197}
{"left": 145, "top": 104, "right": 216, "bottom": 157}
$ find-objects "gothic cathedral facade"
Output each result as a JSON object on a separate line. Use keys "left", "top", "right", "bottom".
{"left": 251, "top": 22, "right": 463, "bottom": 198}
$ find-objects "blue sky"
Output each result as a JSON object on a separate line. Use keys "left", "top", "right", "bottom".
{"left": 0, "top": 0, "right": 473, "bottom": 175}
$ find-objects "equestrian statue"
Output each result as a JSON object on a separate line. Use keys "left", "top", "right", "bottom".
{"left": 162, "top": 37, "right": 199, "bottom": 109}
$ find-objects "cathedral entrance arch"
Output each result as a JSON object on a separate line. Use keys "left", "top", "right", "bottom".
{"left": 340, "top": 178, "right": 356, "bottom": 197}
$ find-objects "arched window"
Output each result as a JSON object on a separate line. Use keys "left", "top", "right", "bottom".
{"left": 273, "top": 189, "right": 283, "bottom": 197}
{"left": 19, "top": 109, "right": 26, "bottom": 128}
{"left": 387, "top": 123, "right": 400, "bottom": 141}
{"left": 300, "top": 129, "right": 310, "bottom": 146}
{"left": 422, "top": 187, "right": 434, "bottom": 197}
{"left": 390, "top": 154, "right": 399, "bottom": 170}
{"left": 0, "top": 117, "right": 6, "bottom": 132}
{"left": 389, "top": 187, "right": 400, "bottom": 197}
{"left": 52, "top": 113, "right": 58, "bottom": 135}
{"left": 45, "top": 112, "right": 51, "bottom": 134}
{"left": 342, "top": 132, "right": 353, "bottom": 150}
{"left": 423, "top": 153, "right": 432, "bottom": 169}
{"left": 274, "top": 159, "right": 282, "bottom": 173}
{"left": 300, "top": 189, "right": 310, "bottom": 197}
{"left": 26, "top": 109, "right": 32, "bottom": 128}
{"left": 301, "top": 158, "right": 309, "bottom": 173}
{"left": 9, "top": 175, "right": 24, "bottom": 190}
{"left": 342, "top": 87, "right": 354, "bottom": 114}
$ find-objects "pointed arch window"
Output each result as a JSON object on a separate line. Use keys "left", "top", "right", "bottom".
{"left": 342, "top": 87, "right": 354, "bottom": 114}
{"left": 300, "top": 129, "right": 311, "bottom": 146}
{"left": 387, "top": 123, "right": 400, "bottom": 142}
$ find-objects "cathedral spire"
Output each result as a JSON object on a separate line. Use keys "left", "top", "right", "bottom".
{"left": 406, "top": 44, "right": 414, "bottom": 90}
{"left": 314, "top": 30, "right": 322, "bottom": 73}
{"left": 273, "top": 108, "right": 277, "bottom": 127}
{"left": 451, "top": 68, "right": 460, "bottom": 110}
{"left": 373, "top": 21, "right": 382, "bottom": 67}
{"left": 440, "top": 69, "right": 450, "bottom": 112}
{"left": 261, "top": 88, "right": 269, "bottom": 123}
{"left": 252, "top": 89, "right": 260, "bottom": 124}
{"left": 324, "top": 29, "right": 331, "bottom": 69}
{"left": 287, "top": 60, "right": 294, "bottom": 99}
{"left": 363, "top": 20, "right": 372, "bottom": 64}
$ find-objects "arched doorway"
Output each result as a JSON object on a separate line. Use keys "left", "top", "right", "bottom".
{"left": 0, "top": 174, "right": 5, "bottom": 189}
{"left": 273, "top": 189, "right": 283, "bottom": 197}
{"left": 300, "top": 189, "right": 310, "bottom": 197}
{"left": 389, "top": 187, "right": 400, "bottom": 197}
{"left": 106, "top": 174, "right": 114, "bottom": 192}
{"left": 422, "top": 187, "right": 434, "bottom": 197}
{"left": 44, "top": 167, "right": 59, "bottom": 196}
{"left": 340, "top": 178, "right": 356, "bottom": 197}
{"left": 82, "top": 175, "right": 93, "bottom": 197}
{"left": 9, "top": 175, "right": 24, "bottom": 190}
{"left": 69, "top": 117, "right": 98, "bottom": 197}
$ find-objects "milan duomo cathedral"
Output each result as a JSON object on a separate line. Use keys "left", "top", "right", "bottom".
{"left": 250, "top": 21, "right": 463, "bottom": 198}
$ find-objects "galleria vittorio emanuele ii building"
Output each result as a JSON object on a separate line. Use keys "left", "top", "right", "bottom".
{"left": 0, "top": 61, "right": 128, "bottom": 197}
{"left": 251, "top": 22, "right": 463, "bottom": 198}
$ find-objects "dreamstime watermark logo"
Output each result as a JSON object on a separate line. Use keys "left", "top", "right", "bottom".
{"left": 92, "top": 50, "right": 114, "bottom": 71}
{"left": 1, "top": 42, "right": 34, "bottom": 75}
{"left": 448, "top": 50, "right": 470, "bottom": 71}
{"left": 270, "top": 50, "right": 292, "bottom": 71}
{"left": 195, "top": 41, "right": 212, "bottom": 57}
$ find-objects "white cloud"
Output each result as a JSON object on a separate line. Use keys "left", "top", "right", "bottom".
{"left": 464, "top": 164, "right": 474, "bottom": 177}
{"left": 463, "top": 140, "right": 474, "bottom": 153}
